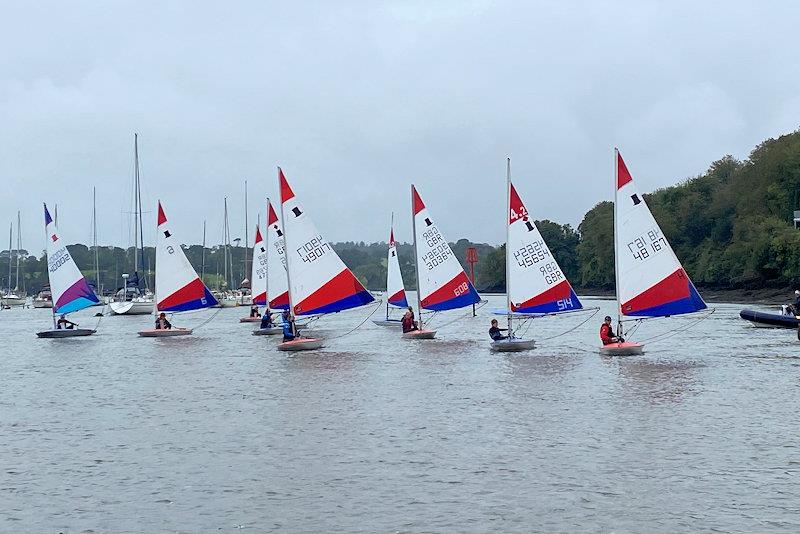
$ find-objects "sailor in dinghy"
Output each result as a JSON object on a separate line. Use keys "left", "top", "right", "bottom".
{"left": 601, "top": 149, "right": 708, "bottom": 356}
{"left": 36, "top": 204, "right": 100, "bottom": 338}
{"left": 276, "top": 168, "right": 375, "bottom": 351}
{"left": 373, "top": 214, "right": 409, "bottom": 327}
{"left": 137, "top": 201, "right": 219, "bottom": 337}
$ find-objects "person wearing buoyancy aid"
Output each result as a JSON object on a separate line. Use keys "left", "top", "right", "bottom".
{"left": 600, "top": 315, "right": 624, "bottom": 345}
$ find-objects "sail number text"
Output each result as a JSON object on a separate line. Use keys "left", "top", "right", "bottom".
{"left": 297, "top": 235, "right": 331, "bottom": 263}
{"left": 627, "top": 228, "right": 667, "bottom": 262}
{"left": 48, "top": 248, "right": 71, "bottom": 272}
{"left": 513, "top": 239, "right": 549, "bottom": 267}
{"left": 422, "top": 227, "right": 451, "bottom": 270}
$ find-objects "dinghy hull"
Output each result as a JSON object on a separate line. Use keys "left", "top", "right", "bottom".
{"left": 252, "top": 326, "right": 283, "bottom": 336}
{"left": 239, "top": 316, "right": 262, "bottom": 323}
{"left": 402, "top": 329, "right": 437, "bottom": 339}
{"left": 137, "top": 328, "right": 192, "bottom": 337}
{"left": 491, "top": 338, "right": 535, "bottom": 352}
{"left": 36, "top": 328, "right": 96, "bottom": 338}
{"left": 599, "top": 341, "right": 644, "bottom": 356}
{"left": 373, "top": 319, "right": 402, "bottom": 327}
{"left": 277, "top": 338, "right": 324, "bottom": 351}
{"left": 739, "top": 309, "right": 799, "bottom": 329}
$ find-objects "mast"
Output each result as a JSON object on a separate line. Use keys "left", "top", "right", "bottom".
{"left": 223, "top": 197, "right": 229, "bottom": 290}
{"left": 244, "top": 179, "right": 249, "bottom": 291}
{"left": 7, "top": 222, "right": 11, "bottom": 294}
{"left": 93, "top": 187, "right": 100, "bottom": 293}
{"left": 278, "top": 169, "right": 297, "bottom": 336}
{"left": 411, "top": 185, "right": 423, "bottom": 330}
{"left": 614, "top": 147, "right": 622, "bottom": 337}
{"left": 135, "top": 134, "right": 147, "bottom": 291}
{"left": 506, "top": 158, "right": 513, "bottom": 339}
{"left": 264, "top": 198, "right": 270, "bottom": 311}
{"left": 201, "top": 220, "right": 206, "bottom": 283}
{"left": 15, "top": 211, "right": 21, "bottom": 291}
{"left": 387, "top": 212, "right": 393, "bottom": 320}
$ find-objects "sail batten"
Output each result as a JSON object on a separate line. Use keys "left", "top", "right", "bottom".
{"left": 615, "top": 151, "right": 706, "bottom": 317}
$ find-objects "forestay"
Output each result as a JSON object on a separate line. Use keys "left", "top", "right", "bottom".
{"left": 155, "top": 201, "right": 218, "bottom": 312}
{"left": 44, "top": 204, "right": 100, "bottom": 314}
{"left": 615, "top": 150, "right": 706, "bottom": 317}
{"left": 251, "top": 225, "right": 268, "bottom": 306}
{"left": 266, "top": 200, "right": 289, "bottom": 310}
{"left": 279, "top": 169, "right": 374, "bottom": 315}
{"left": 412, "top": 186, "right": 480, "bottom": 311}
{"left": 508, "top": 182, "right": 582, "bottom": 314}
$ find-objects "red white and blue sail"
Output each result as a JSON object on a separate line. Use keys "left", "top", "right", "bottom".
{"left": 615, "top": 150, "right": 706, "bottom": 317}
{"left": 508, "top": 182, "right": 582, "bottom": 314}
{"left": 386, "top": 226, "right": 408, "bottom": 308}
{"left": 412, "top": 186, "right": 480, "bottom": 311}
{"left": 155, "top": 201, "right": 218, "bottom": 312}
{"left": 266, "top": 200, "right": 289, "bottom": 310}
{"left": 279, "top": 168, "right": 374, "bottom": 315}
{"left": 43, "top": 204, "right": 100, "bottom": 314}
{"left": 251, "top": 225, "right": 268, "bottom": 306}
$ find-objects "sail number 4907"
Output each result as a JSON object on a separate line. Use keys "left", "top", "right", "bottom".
{"left": 298, "top": 235, "right": 331, "bottom": 263}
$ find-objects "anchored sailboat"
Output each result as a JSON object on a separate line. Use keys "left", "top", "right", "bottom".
{"left": 601, "top": 149, "right": 707, "bottom": 356}
{"left": 407, "top": 185, "right": 480, "bottom": 339}
{"left": 373, "top": 213, "right": 408, "bottom": 327}
{"left": 37, "top": 204, "right": 100, "bottom": 338}
{"left": 492, "top": 159, "right": 584, "bottom": 351}
{"left": 277, "top": 168, "right": 374, "bottom": 351}
{"left": 137, "top": 202, "right": 218, "bottom": 337}
{"left": 110, "top": 134, "right": 154, "bottom": 315}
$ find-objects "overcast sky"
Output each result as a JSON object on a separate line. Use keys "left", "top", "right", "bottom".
{"left": 2, "top": 0, "right": 799, "bottom": 253}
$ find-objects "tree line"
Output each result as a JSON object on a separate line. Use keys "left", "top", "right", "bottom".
{"left": 5, "top": 129, "right": 800, "bottom": 295}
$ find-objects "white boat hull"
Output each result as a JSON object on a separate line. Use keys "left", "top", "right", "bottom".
{"left": 373, "top": 319, "right": 402, "bottom": 327}
{"left": 490, "top": 338, "right": 536, "bottom": 352}
{"left": 599, "top": 341, "right": 644, "bottom": 356}
{"left": 277, "top": 337, "right": 324, "bottom": 351}
{"left": 402, "top": 329, "right": 437, "bottom": 339}
{"left": 137, "top": 328, "right": 192, "bottom": 337}
{"left": 110, "top": 301, "right": 154, "bottom": 315}
{"left": 252, "top": 326, "right": 283, "bottom": 336}
{"left": 1, "top": 296, "right": 26, "bottom": 307}
{"left": 239, "top": 316, "right": 262, "bottom": 323}
{"left": 32, "top": 300, "right": 54, "bottom": 308}
{"left": 36, "top": 328, "right": 96, "bottom": 338}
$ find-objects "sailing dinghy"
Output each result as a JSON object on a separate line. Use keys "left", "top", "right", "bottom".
{"left": 601, "top": 149, "right": 707, "bottom": 356}
{"left": 240, "top": 224, "right": 268, "bottom": 323}
{"left": 407, "top": 186, "right": 480, "bottom": 339}
{"left": 36, "top": 204, "right": 100, "bottom": 338}
{"left": 277, "top": 168, "right": 374, "bottom": 351}
{"left": 252, "top": 200, "right": 288, "bottom": 335}
{"left": 373, "top": 214, "right": 409, "bottom": 327}
{"left": 138, "top": 202, "right": 219, "bottom": 337}
{"left": 493, "top": 160, "right": 583, "bottom": 351}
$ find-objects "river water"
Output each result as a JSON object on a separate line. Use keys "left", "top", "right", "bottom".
{"left": 1, "top": 295, "right": 799, "bottom": 533}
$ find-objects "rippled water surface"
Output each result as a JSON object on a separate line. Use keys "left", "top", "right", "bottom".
{"left": 2, "top": 296, "right": 800, "bottom": 533}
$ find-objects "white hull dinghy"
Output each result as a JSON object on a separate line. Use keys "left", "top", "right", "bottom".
{"left": 494, "top": 160, "right": 584, "bottom": 352}
{"left": 252, "top": 326, "right": 283, "bottom": 336}
{"left": 373, "top": 318, "right": 402, "bottom": 327}
{"left": 138, "top": 201, "right": 219, "bottom": 338}
{"left": 375, "top": 214, "right": 410, "bottom": 328}
{"left": 402, "top": 329, "right": 437, "bottom": 340}
{"left": 602, "top": 150, "right": 708, "bottom": 355}
{"left": 36, "top": 204, "right": 101, "bottom": 339}
{"left": 276, "top": 169, "right": 375, "bottom": 351}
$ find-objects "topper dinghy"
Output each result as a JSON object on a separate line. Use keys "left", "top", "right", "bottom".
{"left": 137, "top": 201, "right": 218, "bottom": 337}
{"left": 492, "top": 160, "right": 584, "bottom": 352}
{"left": 240, "top": 224, "right": 268, "bottom": 322}
{"left": 601, "top": 150, "right": 707, "bottom": 356}
{"left": 374, "top": 213, "right": 409, "bottom": 327}
{"left": 406, "top": 186, "right": 480, "bottom": 339}
{"left": 36, "top": 204, "right": 100, "bottom": 338}
{"left": 277, "top": 168, "right": 374, "bottom": 351}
